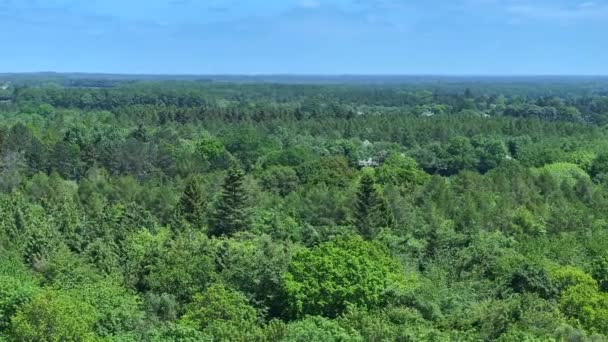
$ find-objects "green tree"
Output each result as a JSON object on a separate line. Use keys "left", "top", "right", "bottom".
{"left": 260, "top": 166, "right": 299, "bottom": 196}
{"left": 355, "top": 172, "right": 393, "bottom": 239}
{"left": 445, "top": 136, "right": 478, "bottom": 175}
{"left": 284, "top": 236, "right": 413, "bottom": 318}
{"left": 10, "top": 289, "right": 98, "bottom": 342}
{"left": 178, "top": 176, "right": 207, "bottom": 228}
{"left": 50, "top": 141, "right": 83, "bottom": 180}
{"left": 375, "top": 154, "right": 429, "bottom": 188}
{"left": 590, "top": 153, "right": 608, "bottom": 181}
{"left": 559, "top": 283, "right": 608, "bottom": 335}
{"left": 179, "top": 284, "right": 259, "bottom": 337}
{"left": 281, "top": 316, "right": 362, "bottom": 342}
{"left": 209, "top": 162, "right": 251, "bottom": 237}
{"left": 214, "top": 235, "right": 295, "bottom": 318}
{"left": 0, "top": 255, "right": 39, "bottom": 331}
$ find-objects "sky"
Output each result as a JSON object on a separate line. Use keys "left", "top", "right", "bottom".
{"left": 0, "top": 0, "right": 606, "bottom": 75}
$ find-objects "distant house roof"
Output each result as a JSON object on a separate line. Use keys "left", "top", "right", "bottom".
{"left": 358, "top": 158, "right": 379, "bottom": 167}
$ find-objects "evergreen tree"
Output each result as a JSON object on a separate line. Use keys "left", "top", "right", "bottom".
{"left": 209, "top": 162, "right": 250, "bottom": 237}
{"left": 355, "top": 172, "right": 393, "bottom": 239}
{"left": 178, "top": 176, "right": 207, "bottom": 228}
{"left": 376, "top": 194, "right": 395, "bottom": 230}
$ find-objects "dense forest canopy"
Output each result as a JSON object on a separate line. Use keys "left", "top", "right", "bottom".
{"left": 2, "top": 75, "right": 608, "bottom": 340}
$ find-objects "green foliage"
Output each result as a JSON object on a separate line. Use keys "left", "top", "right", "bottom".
{"left": 260, "top": 165, "right": 299, "bottom": 196}
{"left": 0, "top": 255, "right": 39, "bottom": 331}
{"left": 10, "top": 289, "right": 98, "bottom": 341}
{"left": 550, "top": 266, "right": 597, "bottom": 294}
{"left": 124, "top": 228, "right": 216, "bottom": 302}
{"left": 354, "top": 171, "right": 393, "bottom": 239}
{"left": 284, "top": 236, "right": 414, "bottom": 318}
{"left": 339, "top": 307, "right": 451, "bottom": 341}
{"left": 179, "top": 284, "right": 260, "bottom": 338}
{"left": 445, "top": 136, "right": 478, "bottom": 174}
{"left": 209, "top": 162, "right": 251, "bottom": 236}
{"left": 296, "top": 156, "right": 354, "bottom": 187}
{"left": 592, "top": 254, "right": 608, "bottom": 292}
{"left": 281, "top": 316, "right": 362, "bottom": 342}
{"left": 177, "top": 175, "right": 207, "bottom": 229}
{"left": 376, "top": 153, "right": 429, "bottom": 188}
{"left": 2, "top": 79, "right": 608, "bottom": 339}
{"left": 213, "top": 234, "right": 295, "bottom": 318}
{"left": 472, "top": 135, "right": 508, "bottom": 173}
{"left": 559, "top": 283, "right": 608, "bottom": 335}
{"left": 196, "top": 133, "right": 228, "bottom": 170}
{"left": 510, "top": 207, "right": 546, "bottom": 236}
{"left": 590, "top": 153, "right": 608, "bottom": 181}
{"left": 537, "top": 162, "right": 591, "bottom": 187}
{"left": 508, "top": 262, "right": 555, "bottom": 298}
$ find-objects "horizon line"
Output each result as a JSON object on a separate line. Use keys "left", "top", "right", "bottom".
{"left": 2, "top": 71, "right": 608, "bottom": 78}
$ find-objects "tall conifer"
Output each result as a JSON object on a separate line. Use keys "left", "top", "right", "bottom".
{"left": 209, "top": 161, "right": 250, "bottom": 236}
{"left": 355, "top": 172, "right": 393, "bottom": 239}
{"left": 178, "top": 176, "right": 207, "bottom": 228}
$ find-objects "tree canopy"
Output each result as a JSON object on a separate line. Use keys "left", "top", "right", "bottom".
{"left": 1, "top": 76, "right": 608, "bottom": 340}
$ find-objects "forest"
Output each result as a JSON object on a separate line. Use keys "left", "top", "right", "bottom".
{"left": 2, "top": 76, "right": 608, "bottom": 341}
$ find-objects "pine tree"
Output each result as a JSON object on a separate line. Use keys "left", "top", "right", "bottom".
{"left": 209, "top": 162, "right": 250, "bottom": 237}
{"left": 178, "top": 176, "right": 207, "bottom": 228}
{"left": 375, "top": 195, "right": 395, "bottom": 230}
{"left": 355, "top": 172, "right": 393, "bottom": 239}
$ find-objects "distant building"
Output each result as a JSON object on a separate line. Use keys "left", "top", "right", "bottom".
{"left": 358, "top": 158, "right": 379, "bottom": 167}
{"left": 0, "top": 84, "right": 8, "bottom": 90}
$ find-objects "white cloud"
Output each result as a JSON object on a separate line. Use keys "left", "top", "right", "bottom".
{"left": 578, "top": 1, "right": 596, "bottom": 8}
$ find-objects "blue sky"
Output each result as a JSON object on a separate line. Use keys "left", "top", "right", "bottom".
{"left": 0, "top": 0, "right": 606, "bottom": 74}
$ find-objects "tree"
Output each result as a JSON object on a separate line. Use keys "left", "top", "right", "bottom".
{"left": 10, "top": 289, "right": 98, "bottom": 341}
{"left": 592, "top": 254, "right": 608, "bottom": 292}
{"left": 179, "top": 284, "right": 262, "bottom": 340}
{"left": 472, "top": 136, "right": 507, "bottom": 173}
{"left": 260, "top": 166, "right": 299, "bottom": 196}
{"left": 129, "top": 123, "right": 148, "bottom": 142}
{"left": 355, "top": 172, "right": 393, "bottom": 239}
{"left": 590, "top": 153, "right": 608, "bottom": 181}
{"left": 559, "top": 283, "right": 608, "bottom": 335}
{"left": 283, "top": 236, "right": 413, "bottom": 318}
{"left": 50, "top": 141, "right": 83, "bottom": 180}
{"left": 445, "top": 136, "right": 478, "bottom": 175}
{"left": 214, "top": 235, "right": 294, "bottom": 318}
{"left": 0, "top": 151, "right": 26, "bottom": 193}
{"left": 209, "top": 162, "right": 251, "bottom": 237}
{"left": 5, "top": 123, "right": 32, "bottom": 154}
{"left": 0, "top": 256, "right": 39, "bottom": 331}
{"left": 180, "top": 284, "right": 257, "bottom": 330}
{"left": 281, "top": 316, "right": 361, "bottom": 342}
{"left": 178, "top": 176, "right": 207, "bottom": 228}
{"left": 376, "top": 154, "right": 429, "bottom": 188}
